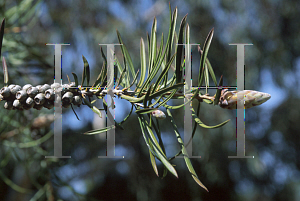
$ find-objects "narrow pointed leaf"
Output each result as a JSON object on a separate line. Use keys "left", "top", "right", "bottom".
{"left": 148, "top": 139, "right": 159, "bottom": 177}
{"left": 2, "top": 57, "right": 8, "bottom": 86}
{"left": 192, "top": 107, "right": 230, "bottom": 128}
{"left": 166, "top": 7, "right": 177, "bottom": 63}
{"left": 0, "top": 18, "right": 5, "bottom": 58}
{"left": 138, "top": 116, "right": 158, "bottom": 158}
{"left": 198, "top": 28, "right": 214, "bottom": 85}
{"left": 145, "top": 123, "right": 178, "bottom": 178}
{"left": 72, "top": 72, "right": 79, "bottom": 87}
{"left": 116, "top": 30, "right": 136, "bottom": 79}
{"left": 176, "top": 14, "right": 187, "bottom": 84}
{"left": 116, "top": 66, "right": 126, "bottom": 88}
{"left": 149, "top": 83, "right": 184, "bottom": 100}
{"left": 152, "top": 53, "right": 176, "bottom": 93}
{"left": 84, "top": 125, "right": 115, "bottom": 135}
{"left": 167, "top": 109, "right": 208, "bottom": 192}
{"left": 82, "top": 55, "right": 90, "bottom": 86}
{"left": 144, "top": 84, "right": 153, "bottom": 107}
{"left": 137, "top": 38, "right": 147, "bottom": 88}
{"left": 135, "top": 108, "right": 157, "bottom": 115}
{"left": 149, "top": 17, "right": 157, "bottom": 72}
{"left": 198, "top": 48, "right": 218, "bottom": 86}
{"left": 128, "top": 69, "right": 139, "bottom": 89}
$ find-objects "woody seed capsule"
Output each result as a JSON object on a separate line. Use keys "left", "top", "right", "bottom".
{"left": 22, "top": 84, "right": 32, "bottom": 92}
{"left": 45, "top": 89, "right": 55, "bottom": 100}
{"left": 16, "top": 90, "right": 28, "bottom": 101}
{"left": 25, "top": 97, "right": 34, "bottom": 109}
{"left": 13, "top": 99, "right": 22, "bottom": 109}
{"left": 10, "top": 85, "right": 21, "bottom": 95}
{"left": 35, "top": 85, "right": 42, "bottom": 91}
{"left": 34, "top": 93, "right": 46, "bottom": 105}
{"left": 4, "top": 101, "right": 13, "bottom": 110}
{"left": 27, "top": 87, "right": 39, "bottom": 97}
{"left": 0, "top": 87, "right": 11, "bottom": 98}
{"left": 51, "top": 83, "right": 61, "bottom": 89}
{"left": 8, "top": 84, "right": 15, "bottom": 90}
{"left": 39, "top": 84, "right": 51, "bottom": 93}
{"left": 72, "top": 95, "right": 82, "bottom": 105}
{"left": 62, "top": 92, "right": 74, "bottom": 104}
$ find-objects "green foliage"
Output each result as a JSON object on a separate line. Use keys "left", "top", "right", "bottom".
{"left": 0, "top": 2, "right": 274, "bottom": 199}
{"left": 67, "top": 6, "right": 232, "bottom": 191}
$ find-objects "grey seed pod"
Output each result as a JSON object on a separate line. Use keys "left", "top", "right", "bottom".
{"left": 25, "top": 97, "right": 34, "bottom": 108}
{"left": 16, "top": 90, "right": 28, "bottom": 101}
{"left": 45, "top": 88, "right": 55, "bottom": 100}
{"left": 27, "top": 87, "right": 39, "bottom": 97}
{"left": 43, "top": 100, "right": 54, "bottom": 109}
{"left": 72, "top": 95, "right": 82, "bottom": 105}
{"left": 39, "top": 84, "right": 51, "bottom": 93}
{"left": 34, "top": 93, "right": 46, "bottom": 105}
{"left": 8, "top": 84, "right": 16, "bottom": 90}
{"left": 22, "top": 84, "right": 32, "bottom": 92}
{"left": 33, "top": 104, "right": 43, "bottom": 110}
{"left": 36, "top": 85, "right": 42, "bottom": 91}
{"left": 4, "top": 101, "right": 13, "bottom": 110}
{"left": 0, "top": 87, "right": 11, "bottom": 98}
{"left": 62, "top": 92, "right": 74, "bottom": 104}
{"left": 10, "top": 85, "right": 21, "bottom": 95}
{"left": 13, "top": 99, "right": 23, "bottom": 109}
{"left": 51, "top": 83, "right": 61, "bottom": 90}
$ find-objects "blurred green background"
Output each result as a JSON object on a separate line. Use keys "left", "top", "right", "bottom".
{"left": 0, "top": 0, "right": 300, "bottom": 200}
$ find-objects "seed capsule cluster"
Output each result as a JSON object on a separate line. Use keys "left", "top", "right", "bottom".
{"left": 0, "top": 83, "right": 83, "bottom": 110}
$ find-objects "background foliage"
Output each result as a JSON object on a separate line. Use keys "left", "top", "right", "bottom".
{"left": 0, "top": 0, "right": 300, "bottom": 200}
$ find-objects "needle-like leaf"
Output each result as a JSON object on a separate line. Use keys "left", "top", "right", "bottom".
{"left": 167, "top": 109, "right": 208, "bottom": 191}
{"left": 2, "top": 57, "right": 8, "bottom": 86}
{"left": 176, "top": 14, "right": 187, "bottom": 84}
{"left": 81, "top": 55, "right": 90, "bottom": 86}
{"left": 0, "top": 18, "right": 5, "bottom": 58}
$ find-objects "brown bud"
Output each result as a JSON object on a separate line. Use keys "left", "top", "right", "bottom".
{"left": 219, "top": 89, "right": 271, "bottom": 109}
